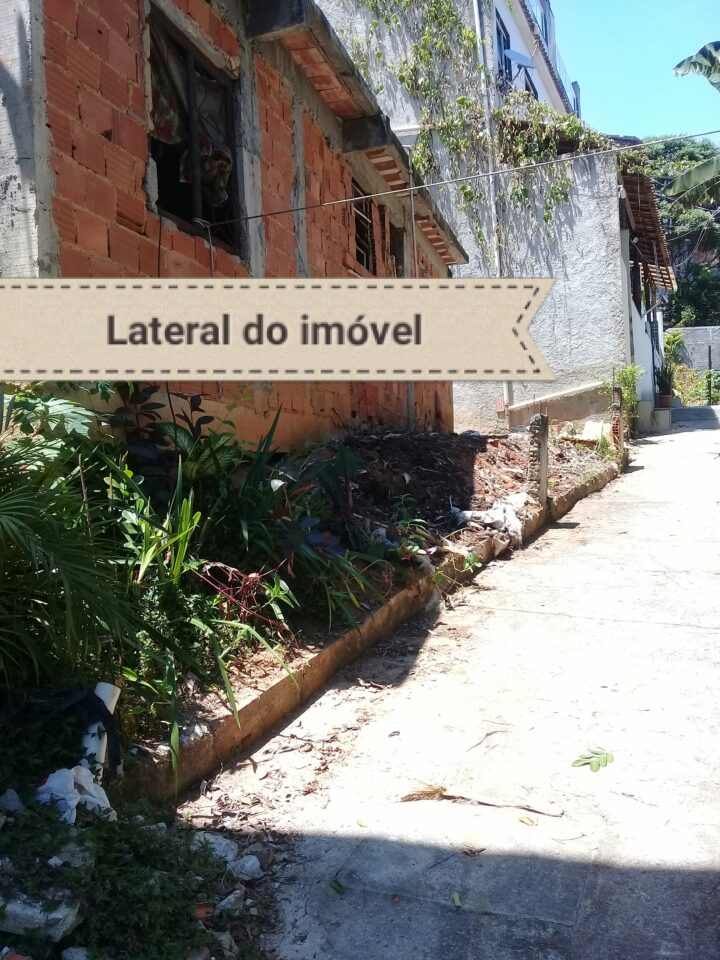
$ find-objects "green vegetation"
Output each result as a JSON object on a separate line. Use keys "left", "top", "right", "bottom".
{"left": 601, "top": 364, "right": 643, "bottom": 424}
{"left": 655, "top": 358, "right": 676, "bottom": 396}
{"left": 0, "top": 383, "right": 393, "bottom": 758}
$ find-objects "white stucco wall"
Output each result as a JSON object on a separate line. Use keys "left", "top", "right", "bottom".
{"left": 666, "top": 326, "right": 720, "bottom": 371}
{"left": 631, "top": 303, "right": 656, "bottom": 402}
{"left": 493, "top": 0, "right": 566, "bottom": 113}
{"left": 0, "top": 0, "right": 55, "bottom": 278}
{"left": 454, "top": 155, "right": 628, "bottom": 430}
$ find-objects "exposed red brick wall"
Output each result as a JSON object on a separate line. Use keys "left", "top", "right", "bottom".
{"left": 44, "top": 0, "right": 453, "bottom": 441}
{"left": 45, "top": 0, "right": 247, "bottom": 280}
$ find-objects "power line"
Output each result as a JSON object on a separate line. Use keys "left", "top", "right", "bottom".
{"left": 209, "top": 128, "right": 720, "bottom": 230}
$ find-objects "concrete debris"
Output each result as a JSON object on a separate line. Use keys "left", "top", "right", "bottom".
{"left": 191, "top": 832, "right": 239, "bottom": 864}
{"left": 0, "top": 791, "right": 25, "bottom": 815}
{"left": 61, "top": 949, "right": 90, "bottom": 960}
{"left": 228, "top": 855, "right": 263, "bottom": 881}
{"left": 216, "top": 888, "right": 246, "bottom": 913}
{"left": 211, "top": 930, "right": 240, "bottom": 958}
{"left": 0, "top": 893, "right": 82, "bottom": 942}
{"left": 452, "top": 492, "right": 528, "bottom": 546}
{"left": 36, "top": 767, "right": 116, "bottom": 825}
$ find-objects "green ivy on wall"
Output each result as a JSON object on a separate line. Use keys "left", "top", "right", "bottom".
{"left": 348, "top": 0, "right": 644, "bottom": 241}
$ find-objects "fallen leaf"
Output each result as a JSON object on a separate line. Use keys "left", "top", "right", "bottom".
{"left": 452, "top": 892, "right": 462, "bottom": 907}
{"left": 519, "top": 816, "right": 536, "bottom": 827}
{"left": 357, "top": 819, "right": 368, "bottom": 828}
{"left": 330, "top": 878, "right": 346, "bottom": 895}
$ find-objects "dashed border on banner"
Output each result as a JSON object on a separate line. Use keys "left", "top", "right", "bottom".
{"left": 0, "top": 281, "right": 545, "bottom": 378}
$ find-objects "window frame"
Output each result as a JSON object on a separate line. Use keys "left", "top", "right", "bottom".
{"left": 148, "top": 9, "right": 245, "bottom": 258}
{"left": 495, "top": 12, "right": 512, "bottom": 81}
{"left": 352, "top": 180, "right": 376, "bottom": 275}
{"left": 524, "top": 68, "right": 539, "bottom": 101}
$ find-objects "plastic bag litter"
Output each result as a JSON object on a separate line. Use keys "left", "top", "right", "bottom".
{"left": 36, "top": 766, "right": 117, "bottom": 825}
{"left": 451, "top": 492, "right": 528, "bottom": 547}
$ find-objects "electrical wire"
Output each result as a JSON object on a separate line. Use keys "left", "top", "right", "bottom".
{"left": 207, "top": 128, "right": 720, "bottom": 230}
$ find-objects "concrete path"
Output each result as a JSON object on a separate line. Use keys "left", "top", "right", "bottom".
{"left": 202, "top": 412, "right": 720, "bottom": 960}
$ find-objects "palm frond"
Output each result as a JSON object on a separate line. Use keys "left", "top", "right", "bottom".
{"left": 666, "top": 155, "right": 720, "bottom": 209}
{"left": 674, "top": 41, "right": 720, "bottom": 93}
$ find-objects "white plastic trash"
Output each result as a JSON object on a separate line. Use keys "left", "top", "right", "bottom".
{"left": 36, "top": 766, "right": 117, "bottom": 824}
{"left": 80, "top": 682, "right": 121, "bottom": 777}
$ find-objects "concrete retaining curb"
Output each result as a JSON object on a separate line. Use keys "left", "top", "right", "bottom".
{"left": 115, "top": 461, "right": 620, "bottom": 803}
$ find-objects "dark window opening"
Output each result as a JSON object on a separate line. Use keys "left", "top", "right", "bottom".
{"left": 389, "top": 224, "right": 405, "bottom": 278}
{"left": 524, "top": 69, "right": 538, "bottom": 100}
{"left": 149, "top": 15, "right": 242, "bottom": 253}
{"left": 496, "top": 13, "right": 512, "bottom": 81}
{"left": 353, "top": 180, "right": 376, "bottom": 274}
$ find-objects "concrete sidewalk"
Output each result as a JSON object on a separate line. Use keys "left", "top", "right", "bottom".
{"left": 203, "top": 412, "right": 720, "bottom": 960}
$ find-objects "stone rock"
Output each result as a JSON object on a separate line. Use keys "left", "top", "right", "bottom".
{"left": 211, "top": 930, "right": 239, "bottom": 958}
{"left": 54, "top": 842, "right": 93, "bottom": 868}
{"left": 191, "top": 832, "right": 239, "bottom": 865}
{"left": 228, "top": 855, "right": 263, "bottom": 881}
{"left": 216, "top": 888, "right": 245, "bottom": 914}
{"left": 0, "top": 814, "right": 6, "bottom": 830}
{"left": 142, "top": 822, "right": 167, "bottom": 835}
{"left": 0, "top": 791, "right": 25, "bottom": 815}
{"left": 61, "top": 949, "right": 90, "bottom": 960}
{"left": 0, "top": 894, "right": 81, "bottom": 942}
{"left": 186, "top": 950, "right": 210, "bottom": 960}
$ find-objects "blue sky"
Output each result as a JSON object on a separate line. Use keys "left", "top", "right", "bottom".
{"left": 550, "top": 0, "right": 720, "bottom": 141}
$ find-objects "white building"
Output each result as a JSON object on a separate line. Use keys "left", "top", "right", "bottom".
{"left": 316, "top": 1, "right": 673, "bottom": 431}
{"left": 493, "top": 0, "right": 580, "bottom": 117}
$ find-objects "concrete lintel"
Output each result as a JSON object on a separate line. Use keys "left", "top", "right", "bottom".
{"left": 246, "top": 0, "right": 377, "bottom": 118}
{"left": 342, "top": 113, "right": 395, "bottom": 154}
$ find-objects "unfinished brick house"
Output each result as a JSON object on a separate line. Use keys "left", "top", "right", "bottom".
{"left": 0, "top": 0, "right": 467, "bottom": 446}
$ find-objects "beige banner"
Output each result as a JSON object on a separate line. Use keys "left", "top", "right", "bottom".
{"left": 0, "top": 279, "right": 554, "bottom": 381}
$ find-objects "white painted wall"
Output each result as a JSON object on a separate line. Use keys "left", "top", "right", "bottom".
{"left": 454, "top": 155, "right": 628, "bottom": 430}
{"left": 0, "top": 0, "right": 56, "bottom": 278}
{"left": 493, "top": 0, "right": 566, "bottom": 113}
{"left": 631, "top": 303, "right": 656, "bottom": 402}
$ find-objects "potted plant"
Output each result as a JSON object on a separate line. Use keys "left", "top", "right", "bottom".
{"left": 656, "top": 359, "right": 675, "bottom": 408}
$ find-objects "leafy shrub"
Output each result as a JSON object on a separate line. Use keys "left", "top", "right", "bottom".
{"left": 602, "top": 364, "right": 643, "bottom": 423}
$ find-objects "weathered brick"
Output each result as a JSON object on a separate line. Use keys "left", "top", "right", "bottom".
{"left": 117, "top": 113, "right": 148, "bottom": 160}
{"left": 220, "top": 24, "right": 240, "bottom": 57}
{"left": 105, "top": 142, "right": 138, "bottom": 192}
{"left": 52, "top": 151, "right": 85, "bottom": 203}
{"left": 88, "top": 255, "right": 120, "bottom": 278}
{"left": 194, "top": 236, "right": 212, "bottom": 268}
{"left": 100, "top": 62, "right": 130, "bottom": 108}
{"left": 171, "top": 229, "right": 195, "bottom": 260}
{"left": 44, "top": 18, "right": 68, "bottom": 67}
{"left": 139, "top": 236, "right": 160, "bottom": 276}
{"left": 78, "top": 87, "right": 113, "bottom": 136}
{"left": 59, "top": 243, "right": 91, "bottom": 277}
{"left": 85, "top": 172, "right": 116, "bottom": 220}
{"left": 187, "top": 0, "right": 210, "bottom": 32}
{"left": 46, "top": 107, "right": 74, "bottom": 155}
{"left": 116, "top": 189, "right": 146, "bottom": 232}
{"left": 77, "top": 6, "right": 109, "bottom": 59}
{"left": 72, "top": 122, "right": 106, "bottom": 174}
{"left": 108, "top": 28, "right": 137, "bottom": 82}
{"left": 45, "top": 61, "right": 78, "bottom": 117}
{"left": 46, "top": 0, "right": 77, "bottom": 33}
{"left": 108, "top": 223, "right": 140, "bottom": 271}
{"left": 75, "top": 208, "right": 108, "bottom": 256}
{"left": 67, "top": 40, "right": 101, "bottom": 89}
{"left": 52, "top": 196, "right": 76, "bottom": 243}
{"left": 129, "top": 82, "right": 145, "bottom": 116}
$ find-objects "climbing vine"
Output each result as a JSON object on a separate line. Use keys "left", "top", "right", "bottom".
{"left": 348, "top": 0, "right": 646, "bottom": 246}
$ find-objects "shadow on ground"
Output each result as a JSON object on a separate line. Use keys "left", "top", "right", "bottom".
{"left": 202, "top": 823, "right": 720, "bottom": 960}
